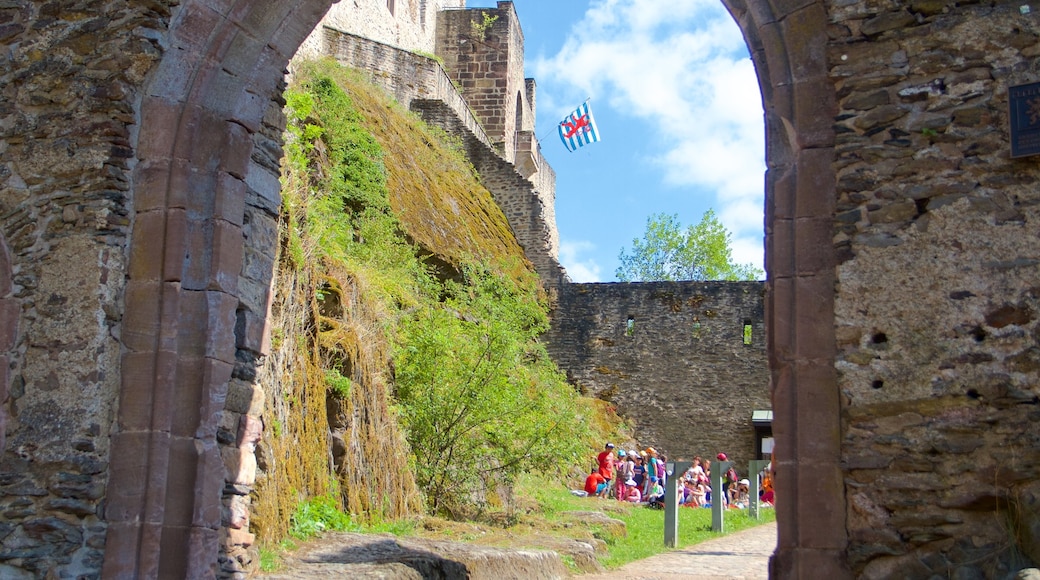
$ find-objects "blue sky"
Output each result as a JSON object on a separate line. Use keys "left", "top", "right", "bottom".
{"left": 467, "top": 0, "right": 765, "bottom": 282}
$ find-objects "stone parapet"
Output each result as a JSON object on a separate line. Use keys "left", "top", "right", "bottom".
{"left": 545, "top": 281, "right": 769, "bottom": 469}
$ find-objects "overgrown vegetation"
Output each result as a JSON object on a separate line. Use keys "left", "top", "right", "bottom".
{"left": 255, "top": 58, "right": 622, "bottom": 554}
{"left": 395, "top": 261, "right": 589, "bottom": 515}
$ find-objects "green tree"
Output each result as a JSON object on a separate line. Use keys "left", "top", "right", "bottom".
{"left": 616, "top": 211, "right": 762, "bottom": 281}
{"left": 393, "top": 262, "right": 587, "bottom": 514}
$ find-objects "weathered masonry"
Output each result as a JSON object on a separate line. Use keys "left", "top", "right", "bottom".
{"left": 545, "top": 281, "right": 770, "bottom": 470}
{"left": 1, "top": 0, "right": 1039, "bottom": 578}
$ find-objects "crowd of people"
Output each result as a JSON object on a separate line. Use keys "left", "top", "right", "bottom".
{"left": 581, "top": 443, "right": 775, "bottom": 510}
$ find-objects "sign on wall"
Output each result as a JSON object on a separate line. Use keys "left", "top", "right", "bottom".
{"left": 1009, "top": 81, "right": 1040, "bottom": 158}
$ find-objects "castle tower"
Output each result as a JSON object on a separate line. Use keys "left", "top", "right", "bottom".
{"left": 436, "top": 2, "right": 537, "bottom": 170}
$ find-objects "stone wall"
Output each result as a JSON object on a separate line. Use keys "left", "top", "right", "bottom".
{"left": 297, "top": 0, "right": 464, "bottom": 61}
{"left": 320, "top": 27, "right": 496, "bottom": 151}
{"left": 823, "top": 1, "right": 1040, "bottom": 576}
{"left": 0, "top": 0, "right": 165, "bottom": 574}
{"left": 545, "top": 282, "right": 770, "bottom": 470}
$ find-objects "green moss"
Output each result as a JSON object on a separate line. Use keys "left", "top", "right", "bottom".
{"left": 255, "top": 57, "right": 623, "bottom": 550}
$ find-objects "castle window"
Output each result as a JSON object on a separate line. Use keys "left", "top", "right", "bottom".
{"left": 743, "top": 319, "right": 753, "bottom": 345}
{"left": 626, "top": 317, "right": 635, "bottom": 337}
{"left": 387, "top": 0, "right": 395, "bottom": 16}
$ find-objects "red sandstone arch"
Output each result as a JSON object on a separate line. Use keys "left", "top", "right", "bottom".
{"left": 103, "top": 1, "right": 335, "bottom": 576}
{"left": 110, "top": 0, "right": 843, "bottom": 577}
{"left": 721, "top": 0, "right": 845, "bottom": 575}
{"left": 0, "top": 234, "right": 15, "bottom": 459}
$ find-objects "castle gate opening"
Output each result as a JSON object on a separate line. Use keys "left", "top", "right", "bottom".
{"left": 98, "top": 0, "right": 838, "bottom": 576}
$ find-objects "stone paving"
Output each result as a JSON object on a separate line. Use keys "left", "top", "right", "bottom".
{"left": 578, "top": 521, "right": 776, "bottom": 580}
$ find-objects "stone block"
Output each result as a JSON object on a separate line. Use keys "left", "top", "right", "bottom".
{"left": 158, "top": 523, "right": 191, "bottom": 579}
{"left": 222, "top": 446, "right": 257, "bottom": 486}
{"left": 795, "top": 147, "right": 836, "bottom": 219}
{"left": 245, "top": 158, "right": 282, "bottom": 212}
{"left": 187, "top": 526, "right": 221, "bottom": 577}
{"left": 234, "top": 303, "right": 268, "bottom": 354}
{"left": 164, "top": 437, "right": 201, "bottom": 528}
{"left": 118, "top": 350, "right": 170, "bottom": 431}
{"left": 0, "top": 297, "right": 18, "bottom": 350}
{"left": 170, "top": 356, "right": 205, "bottom": 438}
{"left": 215, "top": 172, "right": 248, "bottom": 227}
{"left": 127, "top": 210, "right": 168, "bottom": 283}
{"left": 236, "top": 414, "right": 263, "bottom": 450}
{"left": 131, "top": 159, "right": 173, "bottom": 213}
{"left": 200, "top": 360, "right": 233, "bottom": 440}
{"left": 792, "top": 362, "right": 840, "bottom": 463}
{"left": 227, "top": 494, "right": 250, "bottom": 529}
{"left": 121, "top": 281, "right": 163, "bottom": 353}
{"left": 794, "top": 273, "right": 837, "bottom": 361}
{"left": 210, "top": 220, "right": 244, "bottom": 294}
{"left": 768, "top": 164, "right": 796, "bottom": 222}
{"left": 770, "top": 276, "right": 795, "bottom": 362}
{"left": 222, "top": 31, "right": 265, "bottom": 81}
{"left": 794, "top": 217, "right": 836, "bottom": 276}
{"left": 218, "top": 121, "right": 253, "bottom": 181}
{"left": 194, "top": 442, "right": 225, "bottom": 529}
{"left": 225, "top": 380, "right": 265, "bottom": 417}
{"left": 227, "top": 526, "right": 255, "bottom": 548}
{"left": 105, "top": 431, "right": 156, "bottom": 523}
{"left": 138, "top": 97, "right": 183, "bottom": 160}
{"left": 771, "top": 218, "right": 796, "bottom": 279}
{"left": 169, "top": 0, "right": 222, "bottom": 52}
{"left": 161, "top": 209, "right": 190, "bottom": 283}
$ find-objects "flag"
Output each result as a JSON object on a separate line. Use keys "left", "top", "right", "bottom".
{"left": 558, "top": 101, "right": 600, "bottom": 152}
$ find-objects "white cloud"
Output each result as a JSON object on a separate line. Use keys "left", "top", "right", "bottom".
{"left": 559, "top": 240, "right": 604, "bottom": 282}
{"left": 534, "top": 0, "right": 766, "bottom": 253}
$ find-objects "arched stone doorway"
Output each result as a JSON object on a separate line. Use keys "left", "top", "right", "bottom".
{"left": 108, "top": 0, "right": 837, "bottom": 576}
{"left": 100, "top": 1, "right": 337, "bottom": 576}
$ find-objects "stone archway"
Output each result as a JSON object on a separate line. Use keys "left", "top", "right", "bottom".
{"left": 109, "top": 0, "right": 840, "bottom": 576}
{"left": 101, "top": 1, "right": 335, "bottom": 576}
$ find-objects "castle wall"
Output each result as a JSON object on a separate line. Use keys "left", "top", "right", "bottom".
{"left": 436, "top": 2, "right": 531, "bottom": 162}
{"left": 545, "top": 282, "right": 770, "bottom": 470}
{"left": 321, "top": 27, "right": 495, "bottom": 151}
{"left": 820, "top": 2, "right": 1040, "bottom": 575}
{"left": 0, "top": 1, "right": 158, "bottom": 574}
{"left": 296, "top": 0, "right": 465, "bottom": 61}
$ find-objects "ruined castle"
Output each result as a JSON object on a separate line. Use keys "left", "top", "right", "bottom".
{"left": 1, "top": 0, "right": 1039, "bottom": 578}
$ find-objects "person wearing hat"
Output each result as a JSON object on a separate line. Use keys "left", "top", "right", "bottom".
{"left": 621, "top": 477, "right": 641, "bottom": 502}
{"left": 731, "top": 478, "right": 751, "bottom": 508}
{"left": 643, "top": 448, "right": 659, "bottom": 498}
{"left": 596, "top": 443, "right": 616, "bottom": 490}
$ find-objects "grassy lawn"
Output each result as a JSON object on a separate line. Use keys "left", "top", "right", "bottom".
{"left": 260, "top": 475, "right": 777, "bottom": 573}
{"left": 519, "top": 474, "right": 776, "bottom": 569}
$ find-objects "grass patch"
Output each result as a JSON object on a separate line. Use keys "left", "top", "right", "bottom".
{"left": 517, "top": 473, "right": 775, "bottom": 569}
